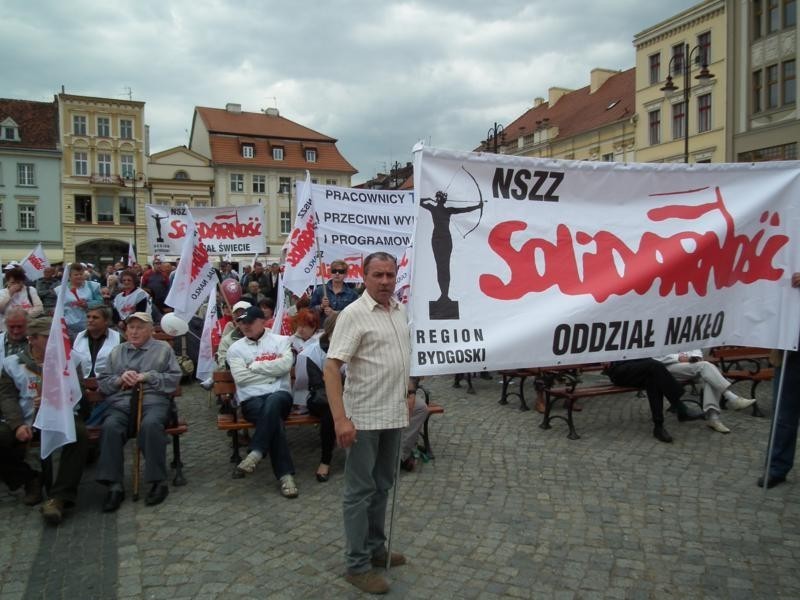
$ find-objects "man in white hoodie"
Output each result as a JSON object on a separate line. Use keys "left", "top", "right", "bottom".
{"left": 656, "top": 349, "right": 756, "bottom": 433}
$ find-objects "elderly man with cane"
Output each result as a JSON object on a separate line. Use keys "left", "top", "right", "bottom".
{"left": 95, "top": 312, "right": 181, "bottom": 511}
{"left": 324, "top": 252, "right": 415, "bottom": 595}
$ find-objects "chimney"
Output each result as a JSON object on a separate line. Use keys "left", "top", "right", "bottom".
{"left": 533, "top": 97, "right": 545, "bottom": 108}
{"left": 590, "top": 68, "right": 617, "bottom": 93}
{"left": 225, "top": 103, "right": 242, "bottom": 114}
{"left": 548, "top": 87, "right": 572, "bottom": 107}
{"left": 264, "top": 107, "right": 280, "bottom": 117}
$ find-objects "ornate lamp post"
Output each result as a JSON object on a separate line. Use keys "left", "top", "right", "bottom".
{"left": 485, "top": 122, "right": 506, "bottom": 154}
{"left": 660, "top": 43, "right": 715, "bottom": 163}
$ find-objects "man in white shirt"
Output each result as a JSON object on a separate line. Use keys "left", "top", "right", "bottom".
{"left": 324, "top": 252, "right": 414, "bottom": 595}
{"left": 226, "top": 306, "right": 298, "bottom": 498}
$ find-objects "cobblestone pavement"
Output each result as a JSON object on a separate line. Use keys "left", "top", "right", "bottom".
{"left": 1, "top": 374, "right": 799, "bottom": 599}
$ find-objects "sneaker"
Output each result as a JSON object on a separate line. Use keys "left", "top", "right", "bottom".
{"left": 40, "top": 498, "right": 64, "bottom": 525}
{"left": 279, "top": 474, "right": 298, "bottom": 499}
{"left": 345, "top": 571, "right": 390, "bottom": 594}
{"left": 727, "top": 396, "right": 757, "bottom": 411}
{"left": 371, "top": 551, "right": 407, "bottom": 568}
{"left": 199, "top": 377, "right": 214, "bottom": 391}
{"left": 23, "top": 474, "right": 43, "bottom": 506}
{"left": 236, "top": 452, "right": 261, "bottom": 474}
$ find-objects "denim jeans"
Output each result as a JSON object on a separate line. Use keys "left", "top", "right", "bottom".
{"left": 240, "top": 391, "right": 294, "bottom": 480}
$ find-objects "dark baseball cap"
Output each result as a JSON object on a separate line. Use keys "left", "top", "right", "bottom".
{"left": 236, "top": 306, "right": 265, "bottom": 324}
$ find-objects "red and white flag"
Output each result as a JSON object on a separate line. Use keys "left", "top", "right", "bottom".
{"left": 128, "top": 241, "right": 137, "bottom": 267}
{"left": 165, "top": 210, "right": 217, "bottom": 320}
{"left": 282, "top": 172, "right": 318, "bottom": 297}
{"left": 34, "top": 266, "right": 83, "bottom": 458}
{"left": 20, "top": 243, "right": 49, "bottom": 281}
{"left": 196, "top": 285, "right": 218, "bottom": 382}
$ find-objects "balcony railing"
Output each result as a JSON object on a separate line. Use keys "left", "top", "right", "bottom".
{"left": 89, "top": 173, "right": 125, "bottom": 185}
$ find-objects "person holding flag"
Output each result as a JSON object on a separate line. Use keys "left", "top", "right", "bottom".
{"left": 0, "top": 266, "right": 43, "bottom": 332}
{"left": 57, "top": 263, "right": 103, "bottom": 340}
{"left": 1, "top": 317, "right": 89, "bottom": 524}
{"left": 112, "top": 270, "right": 152, "bottom": 329}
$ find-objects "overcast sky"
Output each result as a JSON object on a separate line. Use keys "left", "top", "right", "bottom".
{"left": 2, "top": 0, "right": 698, "bottom": 183}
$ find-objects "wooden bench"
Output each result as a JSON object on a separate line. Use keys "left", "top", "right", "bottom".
{"left": 83, "top": 378, "right": 188, "bottom": 486}
{"left": 708, "top": 346, "right": 772, "bottom": 416}
{"left": 214, "top": 371, "right": 446, "bottom": 465}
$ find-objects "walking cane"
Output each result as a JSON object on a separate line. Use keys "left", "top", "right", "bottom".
{"left": 762, "top": 349, "right": 789, "bottom": 493}
{"left": 132, "top": 382, "right": 145, "bottom": 501}
{"left": 385, "top": 432, "right": 403, "bottom": 570}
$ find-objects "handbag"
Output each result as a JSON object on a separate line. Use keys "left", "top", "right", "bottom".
{"left": 305, "top": 358, "right": 328, "bottom": 408}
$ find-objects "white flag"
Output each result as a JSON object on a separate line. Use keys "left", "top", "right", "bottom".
{"left": 128, "top": 242, "right": 137, "bottom": 267}
{"left": 20, "top": 243, "right": 49, "bottom": 281}
{"left": 282, "top": 172, "right": 319, "bottom": 297}
{"left": 34, "top": 267, "right": 83, "bottom": 458}
{"left": 165, "top": 210, "right": 217, "bottom": 321}
{"left": 196, "top": 286, "right": 218, "bottom": 381}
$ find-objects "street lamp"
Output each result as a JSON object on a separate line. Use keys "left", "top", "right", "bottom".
{"left": 660, "top": 43, "right": 715, "bottom": 163}
{"left": 124, "top": 169, "right": 142, "bottom": 259}
{"left": 485, "top": 122, "right": 506, "bottom": 154}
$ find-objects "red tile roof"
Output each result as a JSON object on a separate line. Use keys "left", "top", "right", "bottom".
{"left": 0, "top": 98, "right": 59, "bottom": 151}
{"left": 488, "top": 68, "right": 635, "bottom": 149}
{"left": 195, "top": 106, "right": 357, "bottom": 174}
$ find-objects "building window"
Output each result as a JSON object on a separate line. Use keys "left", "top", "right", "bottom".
{"left": 272, "top": 147, "right": 284, "bottom": 161}
{"left": 97, "top": 117, "right": 110, "bottom": 137}
{"left": 252, "top": 174, "right": 265, "bottom": 193}
{"left": 786, "top": 0, "right": 797, "bottom": 26}
{"left": 97, "top": 196, "right": 114, "bottom": 223}
{"left": 783, "top": 59, "right": 796, "bottom": 105}
{"left": 305, "top": 149, "right": 317, "bottom": 163}
{"left": 75, "top": 195, "right": 92, "bottom": 222}
{"left": 121, "top": 154, "right": 134, "bottom": 179}
{"left": 0, "top": 199, "right": 3, "bottom": 229}
{"left": 119, "top": 196, "right": 135, "bottom": 224}
{"left": 74, "top": 151, "right": 88, "bottom": 176}
{"left": 311, "top": 178, "right": 318, "bottom": 184}
{"left": 279, "top": 176, "right": 291, "bottom": 194}
{"left": 18, "top": 204, "right": 36, "bottom": 230}
{"left": 242, "top": 144, "right": 254, "bottom": 159}
{"left": 601, "top": 153, "right": 614, "bottom": 162}
{"left": 767, "top": 64, "right": 779, "bottom": 108}
{"left": 671, "top": 43, "right": 685, "bottom": 75}
{"left": 3, "top": 124, "right": 19, "bottom": 141}
{"left": 73, "top": 115, "right": 87, "bottom": 135}
{"left": 738, "top": 142, "right": 797, "bottom": 162}
{"left": 97, "top": 153, "right": 112, "bottom": 177}
{"left": 753, "top": 70, "right": 763, "bottom": 112}
{"left": 280, "top": 210, "right": 291, "bottom": 234}
{"left": 672, "top": 102, "right": 686, "bottom": 139}
{"left": 697, "top": 94, "right": 712, "bottom": 132}
{"left": 648, "top": 109, "right": 661, "bottom": 145}
{"left": 326, "top": 178, "right": 337, "bottom": 185}
{"left": 120, "top": 119, "right": 133, "bottom": 139}
{"left": 697, "top": 32, "right": 711, "bottom": 65}
{"left": 174, "top": 170, "right": 189, "bottom": 180}
{"left": 230, "top": 173, "right": 244, "bottom": 192}
{"left": 754, "top": 0, "right": 764, "bottom": 39}
{"left": 649, "top": 53, "right": 661, "bottom": 85}
{"left": 768, "top": 0, "right": 780, "bottom": 32}
{"left": 193, "top": 199, "right": 208, "bottom": 207}
{"left": 17, "top": 163, "right": 35, "bottom": 186}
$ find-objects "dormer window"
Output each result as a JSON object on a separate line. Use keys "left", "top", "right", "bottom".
{"left": 242, "top": 144, "right": 254, "bottom": 159}
{"left": 174, "top": 170, "right": 189, "bottom": 180}
{"left": 272, "top": 147, "right": 284, "bottom": 160}
{"left": 305, "top": 149, "right": 317, "bottom": 163}
{"left": 1, "top": 118, "right": 20, "bottom": 142}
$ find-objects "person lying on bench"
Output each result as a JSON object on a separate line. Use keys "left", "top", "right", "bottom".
{"left": 604, "top": 358, "right": 702, "bottom": 443}
{"left": 656, "top": 349, "right": 756, "bottom": 434}
{"left": 95, "top": 312, "right": 181, "bottom": 512}
{"left": 227, "top": 306, "right": 298, "bottom": 499}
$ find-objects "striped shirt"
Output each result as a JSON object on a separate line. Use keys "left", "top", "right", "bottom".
{"left": 326, "top": 290, "right": 410, "bottom": 430}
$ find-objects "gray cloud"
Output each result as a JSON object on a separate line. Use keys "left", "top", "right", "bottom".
{"left": 1, "top": 0, "right": 698, "bottom": 182}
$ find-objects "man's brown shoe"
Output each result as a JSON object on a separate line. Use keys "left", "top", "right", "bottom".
{"left": 41, "top": 498, "right": 64, "bottom": 525}
{"left": 371, "top": 551, "right": 407, "bottom": 568}
{"left": 345, "top": 571, "right": 389, "bottom": 595}
{"left": 23, "top": 475, "right": 43, "bottom": 506}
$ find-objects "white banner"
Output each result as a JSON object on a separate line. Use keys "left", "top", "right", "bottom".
{"left": 164, "top": 212, "right": 217, "bottom": 321}
{"left": 145, "top": 204, "right": 266, "bottom": 256}
{"left": 409, "top": 146, "right": 800, "bottom": 376}
{"left": 196, "top": 286, "right": 218, "bottom": 382}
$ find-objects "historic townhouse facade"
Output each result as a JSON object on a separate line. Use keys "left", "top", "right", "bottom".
{"left": 633, "top": 0, "right": 728, "bottom": 163}
{"left": 481, "top": 68, "right": 636, "bottom": 163}
{"left": 189, "top": 104, "right": 357, "bottom": 261}
{"left": 0, "top": 99, "right": 62, "bottom": 262}
{"left": 727, "top": 0, "right": 798, "bottom": 162}
{"left": 57, "top": 93, "right": 147, "bottom": 265}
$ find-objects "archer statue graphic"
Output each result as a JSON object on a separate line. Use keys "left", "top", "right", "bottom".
{"left": 420, "top": 167, "right": 484, "bottom": 320}
{"left": 151, "top": 212, "right": 167, "bottom": 243}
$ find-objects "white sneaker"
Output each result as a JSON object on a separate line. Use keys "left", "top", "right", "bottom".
{"left": 727, "top": 396, "right": 757, "bottom": 411}
{"left": 707, "top": 417, "right": 731, "bottom": 434}
{"left": 237, "top": 452, "right": 261, "bottom": 474}
{"left": 279, "top": 474, "right": 298, "bottom": 498}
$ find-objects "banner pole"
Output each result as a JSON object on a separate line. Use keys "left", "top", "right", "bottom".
{"left": 762, "top": 349, "right": 789, "bottom": 492}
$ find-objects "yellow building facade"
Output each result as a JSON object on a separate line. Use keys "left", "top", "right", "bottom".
{"left": 57, "top": 93, "right": 147, "bottom": 266}
{"left": 633, "top": 0, "right": 727, "bottom": 163}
